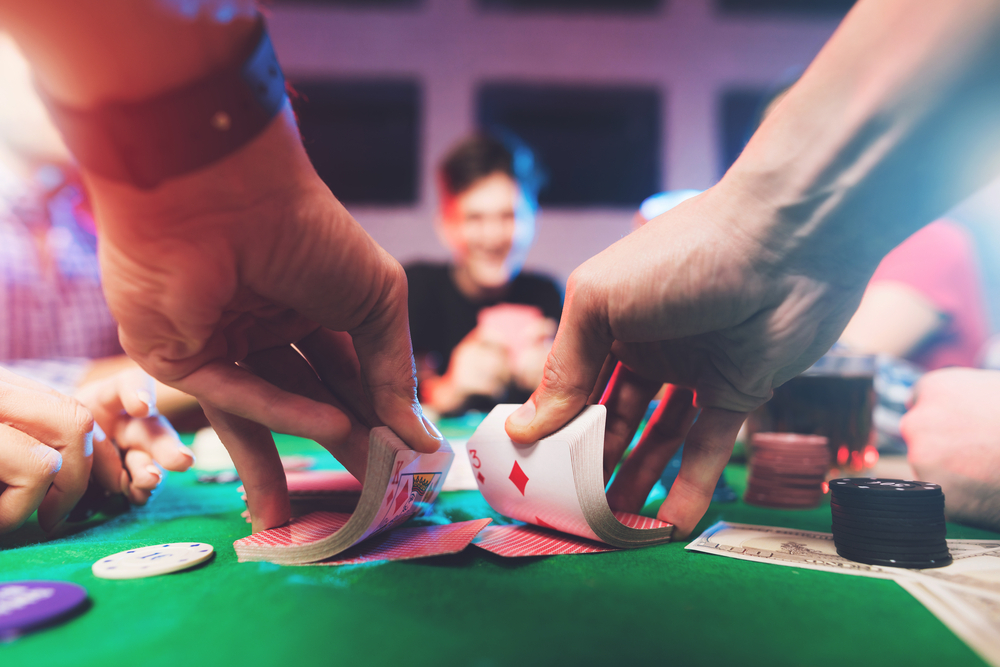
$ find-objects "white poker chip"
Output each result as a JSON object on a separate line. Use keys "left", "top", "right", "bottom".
{"left": 92, "top": 543, "right": 215, "bottom": 580}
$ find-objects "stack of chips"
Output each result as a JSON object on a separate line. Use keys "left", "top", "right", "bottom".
{"left": 830, "top": 478, "right": 951, "bottom": 568}
{"left": 745, "top": 432, "right": 831, "bottom": 509}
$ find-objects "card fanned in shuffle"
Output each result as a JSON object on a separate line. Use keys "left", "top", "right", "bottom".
{"left": 467, "top": 405, "right": 674, "bottom": 549}
{"left": 286, "top": 470, "right": 364, "bottom": 515}
{"left": 234, "top": 427, "right": 454, "bottom": 565}
{"left": 314, "top": 518, "right": 492, "bottom": 566}
{"left": 472, "top": 511, "right": 670, "bottom": 557}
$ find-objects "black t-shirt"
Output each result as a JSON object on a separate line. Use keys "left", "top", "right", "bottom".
{"left": 406, "top": 262, "right": 563, "bottom": 409}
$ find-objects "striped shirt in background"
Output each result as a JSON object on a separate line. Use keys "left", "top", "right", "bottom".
{"left": 0, "top": 161, "right": 122, "bottom": 391}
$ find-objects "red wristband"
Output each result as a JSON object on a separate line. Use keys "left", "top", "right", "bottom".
{"left": 38, "top": 18, "right": 287, "bottom": 190}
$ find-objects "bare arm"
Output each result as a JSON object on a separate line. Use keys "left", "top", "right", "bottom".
{"left": 509, "top": 0, "right": 1000, "bottom": 535}
{"left": 0, "top": 1, "right": 441, "bottom": 532}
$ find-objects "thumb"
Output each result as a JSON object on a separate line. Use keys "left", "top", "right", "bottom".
{"left": 350, "top": 261, "right": 444, "bottom": 453}
{"left": 505, "top": 271, "right": 613, "bottom": 444}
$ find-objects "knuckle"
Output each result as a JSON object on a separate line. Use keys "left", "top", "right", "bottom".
{"left": 539, "top": 359, "right": 592, "bottom": 402}
{"left": 67, "top": 400, "right": 96, "bottom": 440}
{"left": 27, "top": 445, "right": 62, "bottom": 482}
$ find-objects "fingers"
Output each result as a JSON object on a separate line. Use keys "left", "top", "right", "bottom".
{"left": 0, "top": 381, "right": 96, "bottom": 532}
{"left": 599, "top": 363, "right": 663, "bottom": 484}
{"left": 80, "top": 369, "right": 194, "bottom": 474}
{"left": 657, "top": 407, "right": 747, "bottom": 538}
{"left": 0, "top": 425, "right": 62, "bottom": 533}
{"left": 37, "top": 418, "right": 94, "bottom": 532}
{"left": 293, "top": 329, "right": 379, "bottom": 429}
{"left": 239, "top": 344, "right": 369, "bottom": 479}
{"left": 606, "top": 386, "right": 698, "bottom": 513}
{"left": 348, "top": 262, "right": 444, "bottom": 453}
{"left": 202, "top": 404, "right": 290, "bottom": 533}
{"left": 506, "top": 266, "right": 614, "bottom": 443}
{"left": 90, "top": 430, "right": 127, "bottom": 496}
{"left": 587, "top": 354, "right": 620, "bottom": 405}
{"left": 122, "top": 449, "right": 160, "bottom": 505}
{"left": 174, "top": 360, "right": 354, "bottom": 445}
{"left": 118, "top": 415, "right": 192, "bottom": 472}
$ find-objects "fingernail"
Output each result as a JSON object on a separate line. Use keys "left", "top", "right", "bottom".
{"left": 421, "top": 414, "right": 444, "bottom": 440}
{"left": 136, "top": 389, "right": 152, "bottom": 407}
{"left": 508, "top": 400, "right": 536, "bottom": 428}
{"left": 146, "top": 464, "right": 163, "bottom": 482}
{"left": 179, "top": 444, "right": 196, "bottom": 461}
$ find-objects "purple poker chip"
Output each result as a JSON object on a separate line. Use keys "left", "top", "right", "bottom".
{"left": 0, "top": 581, "right": 88, "bottom": 639}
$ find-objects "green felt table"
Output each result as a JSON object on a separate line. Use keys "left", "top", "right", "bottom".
{"left": 3, "top": 420, "right": 997, "bottom": 667}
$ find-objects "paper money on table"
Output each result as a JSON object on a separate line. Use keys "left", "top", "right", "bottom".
{"left": 898, "top": 576, "right": 1000, "bottom": 667}
{"left": 686, "top": 522, "right": 1000, "bottom": 579}
{"left": 688, "top": 522, "right": 1000, "bottom": 667}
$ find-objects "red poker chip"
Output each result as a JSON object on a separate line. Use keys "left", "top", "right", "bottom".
{"left": 751, "top": 432, "right": 829, "bottom": 447}
{"left": 745, "top": 496, "right": 822, "bottom": 509}
{"left": 749, "top": 480, "right": 824, "bottom": 492}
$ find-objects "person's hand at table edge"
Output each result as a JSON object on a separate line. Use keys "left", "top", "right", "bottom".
{"left": 75, "top": 368, "right": 195, "bottom": 506}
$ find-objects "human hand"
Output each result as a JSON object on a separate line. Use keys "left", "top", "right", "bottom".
{"left": 901, "top": 368, "right": 1000, "bottom": 530}
{"left": 85, "top": 109, "right": 442, "bottom": 528}
{"left": 504, "top": 188, "right": 870, "bottom": 535}
{"left": 447, "top": 329, "right": 512, "bottom": 401}
{"left": 0, "top": 368, "right": 95, "bottom": 534}
{"left": 75, "top": 367, "right": 194, "bottom": 505}
{"left": 509, "top": 317, "right": 556, "bottom": 392}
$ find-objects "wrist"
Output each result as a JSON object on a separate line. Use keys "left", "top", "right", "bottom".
{"left": 87, "top": 105, "right": 319, "bottom": 239}
{"left": 714, "top": 158, "right": 902, "bottom": 289}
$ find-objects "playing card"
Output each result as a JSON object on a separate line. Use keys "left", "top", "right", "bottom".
{"left": 233, "top": 427, "right": 454, "bottom": 565}
{"left": 473, "top": 523, "right": 616, "bottom": 557}
{"left": 310, "top": 518, "right": 492, "bottom": 566}
{"left": 467, "top": 405, "right": 675, "bottom": 549}
{"left": 472, "top": 512, "right": 668, "bottom": 557}
{"left": 469, "top": 404, "right": 597, "bottom": 540}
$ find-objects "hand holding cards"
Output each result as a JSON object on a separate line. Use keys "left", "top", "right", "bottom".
{"left": 234, "top": 427, "right": 455, "bottom": 565}
{"left": 467, "top": 404, "right": 674, "bottom": 549}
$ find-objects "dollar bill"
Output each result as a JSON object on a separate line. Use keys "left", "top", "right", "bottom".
{"left": 898, "top": 577, "right": 1000, "bottom": 667}
{"left": 687, "top": 522, "right": 1000, "bottom": 667}
{"left": 685, "top": 521, "right": 1000, "bottom": 580}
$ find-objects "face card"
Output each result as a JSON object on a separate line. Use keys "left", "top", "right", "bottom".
{"left": 468, "top": 405, "right": 598, "bottom": 541}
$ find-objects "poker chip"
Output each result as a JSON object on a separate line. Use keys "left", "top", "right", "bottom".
{"left": 833, "top": 548, "right": 953, "bottom": 569}
{"left": 829, "top": 478, "right": 942, "bottom": 497}
{"left": 0, "top": 581, "right": 88, "bottom": 639}
{"left": 92, "top": 543, "right": 215, "bottom": 580}
{"left": 830, "top": 478, "right": 951, "bottom": 569}
{"left": 744, "top": 432, "right": 830, "bottom": 509}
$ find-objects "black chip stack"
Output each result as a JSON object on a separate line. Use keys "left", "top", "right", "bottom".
{"left": 830, "top": 478, "right": 951, "bottom": 569}
{"left": 745, "top": 432, "right": 830, "bottom": 509}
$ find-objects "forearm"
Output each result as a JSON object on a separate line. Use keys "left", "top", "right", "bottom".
{"left": 0, "top": 1, "right": 256, "bottom": 106}
{"left": 721, "top": 0, "right": 1000, "bottom": 279}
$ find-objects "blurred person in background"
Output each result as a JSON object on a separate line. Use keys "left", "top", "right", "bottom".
{"left": 0, "top": 34, "right": 196, "bottom": 533}
{"left": 406, "top": 134, "right": 562, "bottom": 417}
